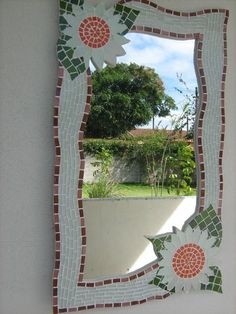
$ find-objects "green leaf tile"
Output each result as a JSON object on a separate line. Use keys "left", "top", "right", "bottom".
{"left": 59, "top": 0, "right": 84, "bottom": 15}
{"left": 148, "top": 234, "right": 171, "bottom": 260}
{"left": 149, "top": 267, "right": 175, "bottom": 293}
{"left": 188, "top": 205, "right": 222, "bottom": 247}
{"left": 114, "top": 4, "right": 140, "bottom": 35}
{"left": 201, "top": 266, "right": 222, "bottom": 293}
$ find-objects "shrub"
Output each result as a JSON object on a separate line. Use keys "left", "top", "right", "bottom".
{"left": 83, "top": 133, "right": 196, "bottom": 197}
{"left": 85, "top": 148, "right": 121, "bottom": 198}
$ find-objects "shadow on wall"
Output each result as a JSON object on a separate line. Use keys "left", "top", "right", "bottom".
{"left": 83, "top": 196, "right": 196, "bottom": 279}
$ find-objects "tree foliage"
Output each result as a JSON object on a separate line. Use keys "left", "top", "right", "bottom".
{"left": 85, "top": 63, "right": 176, "bottom": 138}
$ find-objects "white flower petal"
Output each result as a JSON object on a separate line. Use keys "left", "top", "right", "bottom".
{"left": 207, "top": 246, "right": 219, "bottom": 257}
{"left": 110, "top": 33, "right": 129, "bottom": 46}
{"left": 104, "top": 53, "right": 117, "bottom": 67}
{"left": 175, "top": 279, "right": 184, "bottom": 293}
{"left": 91, "top": 55, "right": 104, "bottom": 70}
{"left": 159, "top": 250, "right": 173, "bottom": 263}
{"left": 95, "top": 2, "right": 106, "bottom": 17}
{"left": 158, "top": 266, "right": 171, "bottom": 277}
{"left": 199, "top": 272, "right": 210, "bottom": 285}
{"left": 191, "top": 279, "right": 201, "bottom": 290}
{"left": 65, "top": 14, "right": 77, "bottom": 27}
{"left": 83, "top": 1, "right": 96, "bottom": 14}
{"left": 166, "top": 276, "right": 178, "bottom": 291}
{"left": 183, "top": 279, "right": 192, "bottom": 292}
{"left": 162, "top": 241, "right": 178, "bottom": 251}
{"left": 175, "top": 229, "right": 187, "bottom": 244}
{"left": 206, "top": 236, "right": 217, "bottom": 248}
{"left": 63, "top": 26, "right": 73, "bottom": 37}
{"left": 185, "top": 225, "right": 194, "bottom": 239}
{"left": 192, "top": 227, "right": 203, "bottom": 243}
{"left": 67, "top": 37, "right": 79, "bottom": 49}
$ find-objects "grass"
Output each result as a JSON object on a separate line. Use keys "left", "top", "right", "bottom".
{"left": 83, "top": 183, "right": 196, "bottom": 198}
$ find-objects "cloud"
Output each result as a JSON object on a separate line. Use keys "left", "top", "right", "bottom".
{"left": 118, "top": 45, "right": 166, "bottom": 67}
{"left": 118, "top": 33, "right": 196, "bottom": 83}
{"left": 117, "top": 33, "right": 198, "bottom": 129}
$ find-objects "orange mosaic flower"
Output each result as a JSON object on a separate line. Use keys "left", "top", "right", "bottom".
{"left": 62, "top": 2, "right": 129, "bottom": 70}
{"left": 172, "top": 243, "right": 205, "bottom": 278}
{"left": 78, "top": 16, "right": 110, "bottom": 49}
{"left": 157, "top": 226, "right": 219, "bottom": 292}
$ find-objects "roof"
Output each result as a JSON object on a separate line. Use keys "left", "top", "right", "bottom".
{"left": 128, "top": 128, "right": 188, "bottom": 137}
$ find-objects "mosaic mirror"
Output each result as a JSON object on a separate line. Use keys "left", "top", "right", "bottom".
{"left": 53, "top": 1, "right": 228, "bottom": 313}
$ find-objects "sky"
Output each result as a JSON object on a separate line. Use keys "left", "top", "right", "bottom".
{"left": 117, "top": 33, "right": 197, "bottom": 129}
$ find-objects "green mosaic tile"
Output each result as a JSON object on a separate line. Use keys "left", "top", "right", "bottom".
{"left": 58, "top": 51, "right": 66, "bottom": 60}
{"left": 148, "top": 234, "right": 172, "bottom": 260}
{"left": 114, "top": 4, "right": 140, "bottom": 35}
{"left": 149, "top": 267, "right": 174, "bottom": 293}
{"left": 57, "top": 35, "right": 85, "bottom": 80}
{"left": 59, "top": 16, "right": 70, "bottom": 31}
{"left": 189, "top": 205, "right": 222, "bottom": 247}
{"left": 59, "top": 0, "right": 84, "bottom": 15}
{"left": 201, "top": 266, "right": 222, "bottom": 293}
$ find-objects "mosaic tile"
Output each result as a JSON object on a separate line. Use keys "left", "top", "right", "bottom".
{"left": 189, "top": 205, "right": 222, "bottom": 247}
{"left": 53, "top": 1, "right": 228, "bottom": 313}
{"left": 201, "top": 266, "right": 222, "bottom": 293}
{"left": 149, "top": 206, "right": 222, "bottom": 293}
{"left": 57, "top": 2, "right": 139, "bottom": 79}
{"left": 114, "top": 4, "right": 140, "bottom": 34}
{"left": 59, "top": 0, "right": 84, "bottom": 16}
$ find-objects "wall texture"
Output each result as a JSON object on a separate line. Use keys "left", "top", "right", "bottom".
{"left": 84, "top": 155, "right": 145, "bottom": 183}
{"left": 0, "top": 0, "right": 236, "bottom": 314}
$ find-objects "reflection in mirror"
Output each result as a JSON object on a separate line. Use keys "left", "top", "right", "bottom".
{"left": 83, "top": 34, "right": 198, "bottom": 279}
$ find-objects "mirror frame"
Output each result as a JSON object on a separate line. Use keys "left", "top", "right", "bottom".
{"left": 53, "top": 1, "right": 228, "bottom": 313}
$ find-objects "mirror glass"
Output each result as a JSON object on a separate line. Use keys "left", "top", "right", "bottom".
{"left": 83, "top": 33, "right": 198, "bottom": 279}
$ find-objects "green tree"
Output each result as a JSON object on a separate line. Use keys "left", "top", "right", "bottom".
{"left": 85, "top": 63, "right": 176, "bottom": 138}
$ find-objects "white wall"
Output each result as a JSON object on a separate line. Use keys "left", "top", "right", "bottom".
{"left": 84, "top": 155, "right": 145, "bottom": 183}
{"left": 83, "top": 197, "right": 196, "bottom": 278}
{"left": 0, "top": 0, "right": 236, "bottom": 314}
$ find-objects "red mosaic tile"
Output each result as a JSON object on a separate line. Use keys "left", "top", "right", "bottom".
{"left": 166, "top": 9, "right": 173, "bottom": 14}
{"left": 96, "top": 304, "right": 104, "bottom": 308}
{"left": 79, "top": 16, "right": 110, "bottom": 49}
{"left": 104, "top": 279, "right": 112, "bottom": 285}
{"left": 157, "top": 6, "right": 165, "bottom": 12}
{"left": 173, "top": 11, "right": 180, "bottom": 16}
{"left": 54, "top": 118, "right": 58, "bottom": 127}
{"left": 95, "top": 281, "right": 104, "bottom": 287}
{"left": 113, "top": 278, "right": 121, "bottom": 283}
{"left": 78, "top": 306, "right": 86, "bottom": 311}
{"left": 105, "top": 303, "right": 113, "bottom": 308}
{"left": 150, "top": 2, "right": 157, "bottom": 8}
{"left": 161, "top": 30, "right": 170, "bottom": 37}
{"left": 130, "top": 274, "right": 137, "bottom": 281}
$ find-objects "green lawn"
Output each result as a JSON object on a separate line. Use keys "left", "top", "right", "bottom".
{"left": 83, "top": 182, "right": 196, "bottom": 198}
